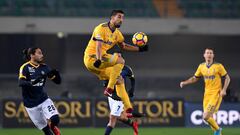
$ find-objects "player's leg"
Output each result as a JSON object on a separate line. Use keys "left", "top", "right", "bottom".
{"left": 115, "top": 76, "right": 133, "bottom": 113}
{"left": 42, "top": 98, "right": 61, "bottom": 135}
{"left": 49, "top": 115, "right": 60, "bottom": 135}
{"left": 104, "top": 53, "right": 124, "bottom": 96}
{"left": 105, "top": 115, "right": 118, "bottom": 135}
{"left": 118, "top": 111, "right": 138, "bottom": 135}
{"left": 42, "top": 125, "right": 53, "bottom": 135}
{"left": 25, "top": 106, "right": 52, "bottom": 135}
{"left": 203, "top": 94, "right": 222, "bottom": 135}
{"left": 84, "top": 53, "right": 124, "bottom": 96}
{"left": 105, "top": 97, "right": 124, "bottom": 135}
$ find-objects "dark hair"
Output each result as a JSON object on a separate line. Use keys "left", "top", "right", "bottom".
{"left": 110, "top": 9, "right": 124, "bottom": 17}
{"left": 205, "top": 47, "right": 214, "bottom": 52}
{"left": 22, "top": 47, "right": 40, "bottom": 61}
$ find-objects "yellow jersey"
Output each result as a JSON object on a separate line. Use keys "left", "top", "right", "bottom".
{"left": 85, "top": 22, "right": 124, "bottom": 55}
{"left": 194, "top": 62, "right": 227, "bottom": 94}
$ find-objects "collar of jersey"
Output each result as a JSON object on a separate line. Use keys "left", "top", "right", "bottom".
{"left": 206, "top": 61, "right": 214, "bottom": 68}
{"left": 108, "top": 22, "right": 116, "bottom": 33}
{"left": 29, "top": 61, "right": 40, "bottom": 68}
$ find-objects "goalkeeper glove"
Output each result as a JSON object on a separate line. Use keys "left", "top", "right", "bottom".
{"left": 93, "top": 59, "right": 102, "bottom": 68}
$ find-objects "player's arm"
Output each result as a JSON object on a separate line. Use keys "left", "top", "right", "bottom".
{"left": 128, "top": 76, "right": 135, "bottom": 97}
{"left": 47, "top": 69, "right": 61, "bottom": 84}
{"left": 18, "top": 65, "right": 32, "bottom": 87}
{"left": 219, "top": 64, "right": 230, "bottom": 97}
{"left": 93, "top": 41, "right": 103, "bottom": 68}
{"left": 19, "top": 78, "right": 32, "bottom": 87}
{"left": 18, "top": 65, "right": 42, "bottom": 87}
{"left": 180, "top": 76, "right": 200, "bottom": 88}
{"left": 118, "top": 42, "right": 148, "bottom": 52}
{"left": 220, "top": 74, "right": 230, "bottom": 97}
{"left": 180, "top": 64, "right": 202, "bottom": 88}
{"left": 92, "top": 26, "right": 105, "bottom": 68}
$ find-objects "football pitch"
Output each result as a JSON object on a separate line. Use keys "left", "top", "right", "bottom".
{"left": 0, "top": 128, "right": 240, "bottom": 135}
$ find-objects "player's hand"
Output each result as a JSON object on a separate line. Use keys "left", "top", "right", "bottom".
{"left": 47, "top": 69, "right": 59, "bottom": 77}
{"left": 180, "top": 81, "right": 185, "bottom": 88}
{"left": 220, "top": 90, "right": 227, "bottom": 97}
{"left": 139, "top": 45, "right": 148, "bottom": 52}
{"left": 93, "top": 59, "right": 102, "bottom": 68}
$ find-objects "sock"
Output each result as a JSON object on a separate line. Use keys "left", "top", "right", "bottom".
{"left": 206, "top": 117, "right": 219, "bottom": 131}
{"left": 116, "top": 83, "right": 133, "bottom": 110}
{"left": 120, "top": 119, "right": 133, "bottom": 127}
{"left": 42, "top": 125, "right": 53, "bottom": 135}
{"left": 104, "top": 126, "right": 113, "bottom": 135}
{"left": 107, "top": 64, "right": 124, "bottom": 89}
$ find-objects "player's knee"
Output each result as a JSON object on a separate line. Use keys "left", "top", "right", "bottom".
{"left": 116, "top": 56, "right": 125, "bottom": 64}
{"left": 116, "top": 76, "right": 124, "bottom": 84}
{"left": 50, "top": 115, "right": 60, "bottom": 126}
{"left": 203, "top": 112, "right": 211, "bottom": 121}
{"left": 119, "top": 113, "right": 127, "bottom": 121}
{"left": 109, "top": 115, "right": 117, "bottom": 127}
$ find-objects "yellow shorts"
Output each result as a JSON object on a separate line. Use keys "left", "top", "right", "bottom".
{"left": 84, "top": 53, "right": 119, "bottom": 80}
{"left": 203, "top": 93, "right": 222, "bottom": 113}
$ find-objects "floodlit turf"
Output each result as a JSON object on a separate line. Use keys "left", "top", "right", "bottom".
{"left": 0, "top": 128, "right": 240, "bottom": 135}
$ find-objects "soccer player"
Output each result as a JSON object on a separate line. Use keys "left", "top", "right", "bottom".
{"left": 84, "top": 9, "right": 148, "bottom": 113}
{"left": 180, "top": 48, "right": 230, "bottom": 135}
{"left": 104, "top": 65, "right": 143, "bottom": 135}
{"left": 18, "top": 47, "right": 62, "bottom": 135}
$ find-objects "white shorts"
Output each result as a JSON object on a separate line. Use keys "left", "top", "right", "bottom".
{"left": 25, "top": 98, "right": 59, "bottom": 130}
{"left": 108, "top": 97, "right": 124, "bottom": 117}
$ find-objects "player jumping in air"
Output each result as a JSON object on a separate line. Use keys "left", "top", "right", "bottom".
{"left": 104, "top": 65, "right": 144, "bottom": 135}
{"left": 18, "top": 47, "right": 62, "bottom": 135}
{"left": 83, "top": 9, "right": 148, "bottom": 113}
{"left": 180, "top": 48, "right": 230, "bottom": 135}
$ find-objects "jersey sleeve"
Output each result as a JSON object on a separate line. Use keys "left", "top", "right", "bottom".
{"left": 194, "top": 64, "right": 202, "bottom": 78}
{"left": 219, "top": 64, "right": 227, "bottom": 77}
{"left": 118, "top": 31, "right": 124, "bottom": 43}
{"left": 19, "top": 65, "right": 28, "bottom": 79}
{"left": 45, "top": 65, "right": 54, "bottom": 79}
{"left": 93, "top": 26, "right": 105, "bottom": 42}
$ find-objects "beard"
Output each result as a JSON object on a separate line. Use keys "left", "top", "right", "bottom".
{"left": 115, "top": 22, "right": 122, "bottom": 28}
{"left": 36, "top": 57, "right": 44, "bottom": 64}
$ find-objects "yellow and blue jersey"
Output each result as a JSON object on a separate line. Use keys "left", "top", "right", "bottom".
{"left": 194, "top": 62, "right": 227, "bottom": 95}
{"left": 84, "top": 22, "right": 124, "bottom": 55}
{"left": 18, "top": 61, "right": 52, "bottom": 108}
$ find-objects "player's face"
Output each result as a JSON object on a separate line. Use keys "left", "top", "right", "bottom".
{"left": 204, "top": 49, "right": 214, "bottom": 62}
{"left": 112, "top": 13, "right": 124, "bottom": 28}
{"left": 32, "top": 48, "right": 44, "bottom": 63}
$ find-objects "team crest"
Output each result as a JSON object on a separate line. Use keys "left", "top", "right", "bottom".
{"left": 28, "top": 67, "right": 35, "bottom": 73}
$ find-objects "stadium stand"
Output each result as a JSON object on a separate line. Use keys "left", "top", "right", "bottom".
{"left": 0, "top": 0, "right": 159, "bottom": 17}
{"left": 178, "top": 0, "right": 240, "bottom": 18}
{"left": 1, "top": 0, "right": 240, "bottom": 18}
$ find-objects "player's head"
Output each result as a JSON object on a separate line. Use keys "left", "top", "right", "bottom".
{"left": 110, "top": 9, "right": 124, "bottom": 28}
{"left": 23, "top": 47, "right": 44, "bottom": 63}
{"left": 203, "top": 47, "right": 214, "bottom": 62}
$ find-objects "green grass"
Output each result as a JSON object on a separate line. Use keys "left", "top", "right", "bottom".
{"left": 0, "top": 128, "right": 240, "bottom": 135}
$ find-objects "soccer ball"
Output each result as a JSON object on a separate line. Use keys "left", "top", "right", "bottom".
{"left": 132, "top": 32, "right": 148, "bottom": 46}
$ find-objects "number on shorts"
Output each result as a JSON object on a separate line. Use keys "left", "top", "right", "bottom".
{"left": 117, "top": 105, "right": 121, "bottom": 111}
{"left": 47, "top": 105, "right": 56, "bottom": 112}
